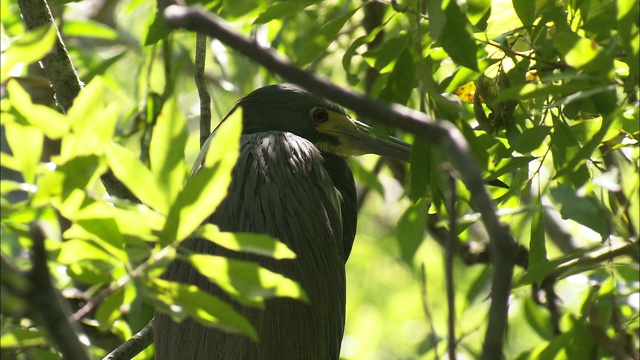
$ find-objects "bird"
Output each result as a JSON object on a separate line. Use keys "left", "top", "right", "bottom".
{"left": 153, "top": 83, "right": 411, "bottom": 359}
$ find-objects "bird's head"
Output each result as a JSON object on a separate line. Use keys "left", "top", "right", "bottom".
{"left": 232, "top": 84, "right": 411, "bottom": 162}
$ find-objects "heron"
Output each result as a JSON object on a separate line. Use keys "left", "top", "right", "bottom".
{"left": 154, "top": 84, "right": 411, "bottom": 359}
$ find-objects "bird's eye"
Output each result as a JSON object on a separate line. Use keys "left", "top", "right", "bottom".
{"left": 312, "top": 108, "right": 329, "bottom": 123}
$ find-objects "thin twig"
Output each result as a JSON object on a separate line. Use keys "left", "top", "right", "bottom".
{"left": 444, "top": 164, "right": 456, "bottom": 360}
{"left": 195, "top": 32, "right": 212, "bottom": 148}
{"left": 420, "top": 263, "right": 441, "bottom": 360}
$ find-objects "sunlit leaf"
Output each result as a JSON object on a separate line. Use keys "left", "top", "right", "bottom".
{"left": 188, "top": 254, "right": 308, "bottom": 308}
{"left": 195, "top": 223, "right": 296, "bottom": 259}
{"left": 62, "top": 77, "right": 118, "bottom": 160}
{"left": 105, "top": 143, "right": 167, "bottom": 213}
{"left": 149, "top": 97, "right": 188, "bottom": 207}
{"left": 63, "top": 20, "right": 119, "bottom": 40}
{"left": 0, "top": 328, "right": 47, "bottom": 348}
{"left": 95, "top": 288, "right": 125, "bottom": 331}
{"left": 146, "top": 277, "right": 257, "bottom": 340}
{"left": 5, "top": 80, "right": 69, "bottom": 139}
{"left": 3, "top": 124, "right": 43, "bottom": 184}
{"left": 161, "top": 109, "right": 242, "bottom": 245}
{"left": 0, "top": 24, "right": 56, "bottom": 82}
{"left": 553, "top": 31, "right": 614, "bottom": 75}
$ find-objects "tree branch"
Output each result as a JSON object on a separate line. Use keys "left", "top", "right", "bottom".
{"left": 158, "top": 5, "right": 517, "bottom": 357}
{"left": 103, "top": 318, "right": 155, "bottom": 360}
{"left": 16, "top": 0, "right": 82, "bottom": 113}
{"left": 195, "top": 32, "right": 212, "bottom": 148}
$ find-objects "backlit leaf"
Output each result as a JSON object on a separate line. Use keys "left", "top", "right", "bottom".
{"left": 146, "top": 277, "right": 257, "bottom": 340}
{"left": 149, "top": 97, "right": 188, "bottom": 207}
{"left": 195, "top": 223, "right": 296, "bottom": 259}
{"left": 188, "top": 254, "right": 308, "bottom": 307}
{"left": 0, "top": 25, "right": 56, "bottom": 82}
{"left": 161, "top": 109, "right": 242, "bottom": 245}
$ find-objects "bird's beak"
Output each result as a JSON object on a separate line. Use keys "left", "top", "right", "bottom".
{"left": 319, "top": 114, "right": 412, "bottom": 162}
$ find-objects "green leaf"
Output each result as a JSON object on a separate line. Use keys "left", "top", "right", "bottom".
{"left": 63, "top": 77, "right": 118, "bottom": 160}
{"left": 397, "top": 199, "right": 428, "bottom": 265}
{"left": 195, "top": 224, "right": 296, "bottom": 259}
{"left": 486, "top": 156, "right": 535, "bottom": 181}
{"left": 512, "top": 0, "right": 536, "bottom": 27}
{"left": 379, "top": 48, "right": 415, "bottom": 104}
{"left": 549, "top": 185, "right": 612, "bottom": 238}
{"left": 105, "top": 143, "right": 167, "bottom": 213}
{"left": 149, "top": 97, "right": 188, "bottom": 208}
{"left": 0, "top": 24, "right": 56, "bottom": 82}
{"left": 529, "top": 200, "right": 548, "bottom": 285}
{"left": 145, "top": 11, "right": 172, "bottom": 46}
{"left": 553, "top": 113, "right": 616, "bottom": 183}
{"left": 553, "top": 31, "right": 614, "bottom": 74}
{"left": 349, "top": 158, "right": 384, "bottom": 198}
{"left": 188, "top": 254, "right": 308, "bottom": 308}
{"left": 297, "top": 9, "right": 358, "bottom": 66}
{"left": 5, "top": 80, "right": 69, "bottom": 139}
{"left": 523, "top": 297, "right": 553, "bottom": 340}
{"left": 409, "top": 139, "right": 430, "bottom": 202}
{"left": 64, "top": 221, "right": 129, "bottom": 263}
{"left": 161, "top": 109, "right": 242, "bottom": 245}
{"left": 74, "top": 201, "right": 161, "bottom": 242}
{"left": 0, "top": 328, "right": 47, "bottom": 348}
{"left": 146, "top": 277, "right": 257, "bottom": 340}
{"left": 58, "top": 239, "right": 119, "bottom": 264}
{"left": 512, "top": 126, "right": 551, "bottom": 154}
{"left": 439, "top": 0, "right": 478, "bottom": 71}
{"left": 342, "top": 28, "right": 384, "bottom": 82}
{"left": 95, "top": 288, "right": 125, "bottom": 331}
{"left": 63, "top": 20, "right": 119, "bottom": 40}
{"left": 362, "top": 33, "right": 409, "bottom": 72}
{"left": 253, "top": 1, "right": 316, "bottom": 24}
{"left": 3, "top": 123, "right": 43, "bottom": 184}
{"left": 466, "top": 0, "right": 491, "bottom": 27}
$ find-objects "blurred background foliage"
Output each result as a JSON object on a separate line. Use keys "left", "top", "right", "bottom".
{"left": 1, "top": 0, "right": 638, "bottom": 359}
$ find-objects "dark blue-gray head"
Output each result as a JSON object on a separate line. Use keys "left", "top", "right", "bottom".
{"left": 229, "top": 84, "right": 411, "bottom": 162}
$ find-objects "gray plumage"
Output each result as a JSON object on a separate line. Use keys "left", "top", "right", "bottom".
{"left": 154, "top": 131, "right": 346, "bottom": 359}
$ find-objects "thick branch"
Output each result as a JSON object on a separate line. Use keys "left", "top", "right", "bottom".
{"left": 159, "top": 5, "right": 517, "bottom": 357}
{"left": 17, "top": 0, "right": 82, "bottom": 113}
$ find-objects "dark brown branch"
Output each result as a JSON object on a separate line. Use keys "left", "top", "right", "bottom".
{"left": 27, "top": 223, "right": 91, "bottom": 360}
{"left": 103, "top": 318, "right": 155, "bottom": 360}
{"left": 158, "top": 6, "right": 517, "bottom": 356}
